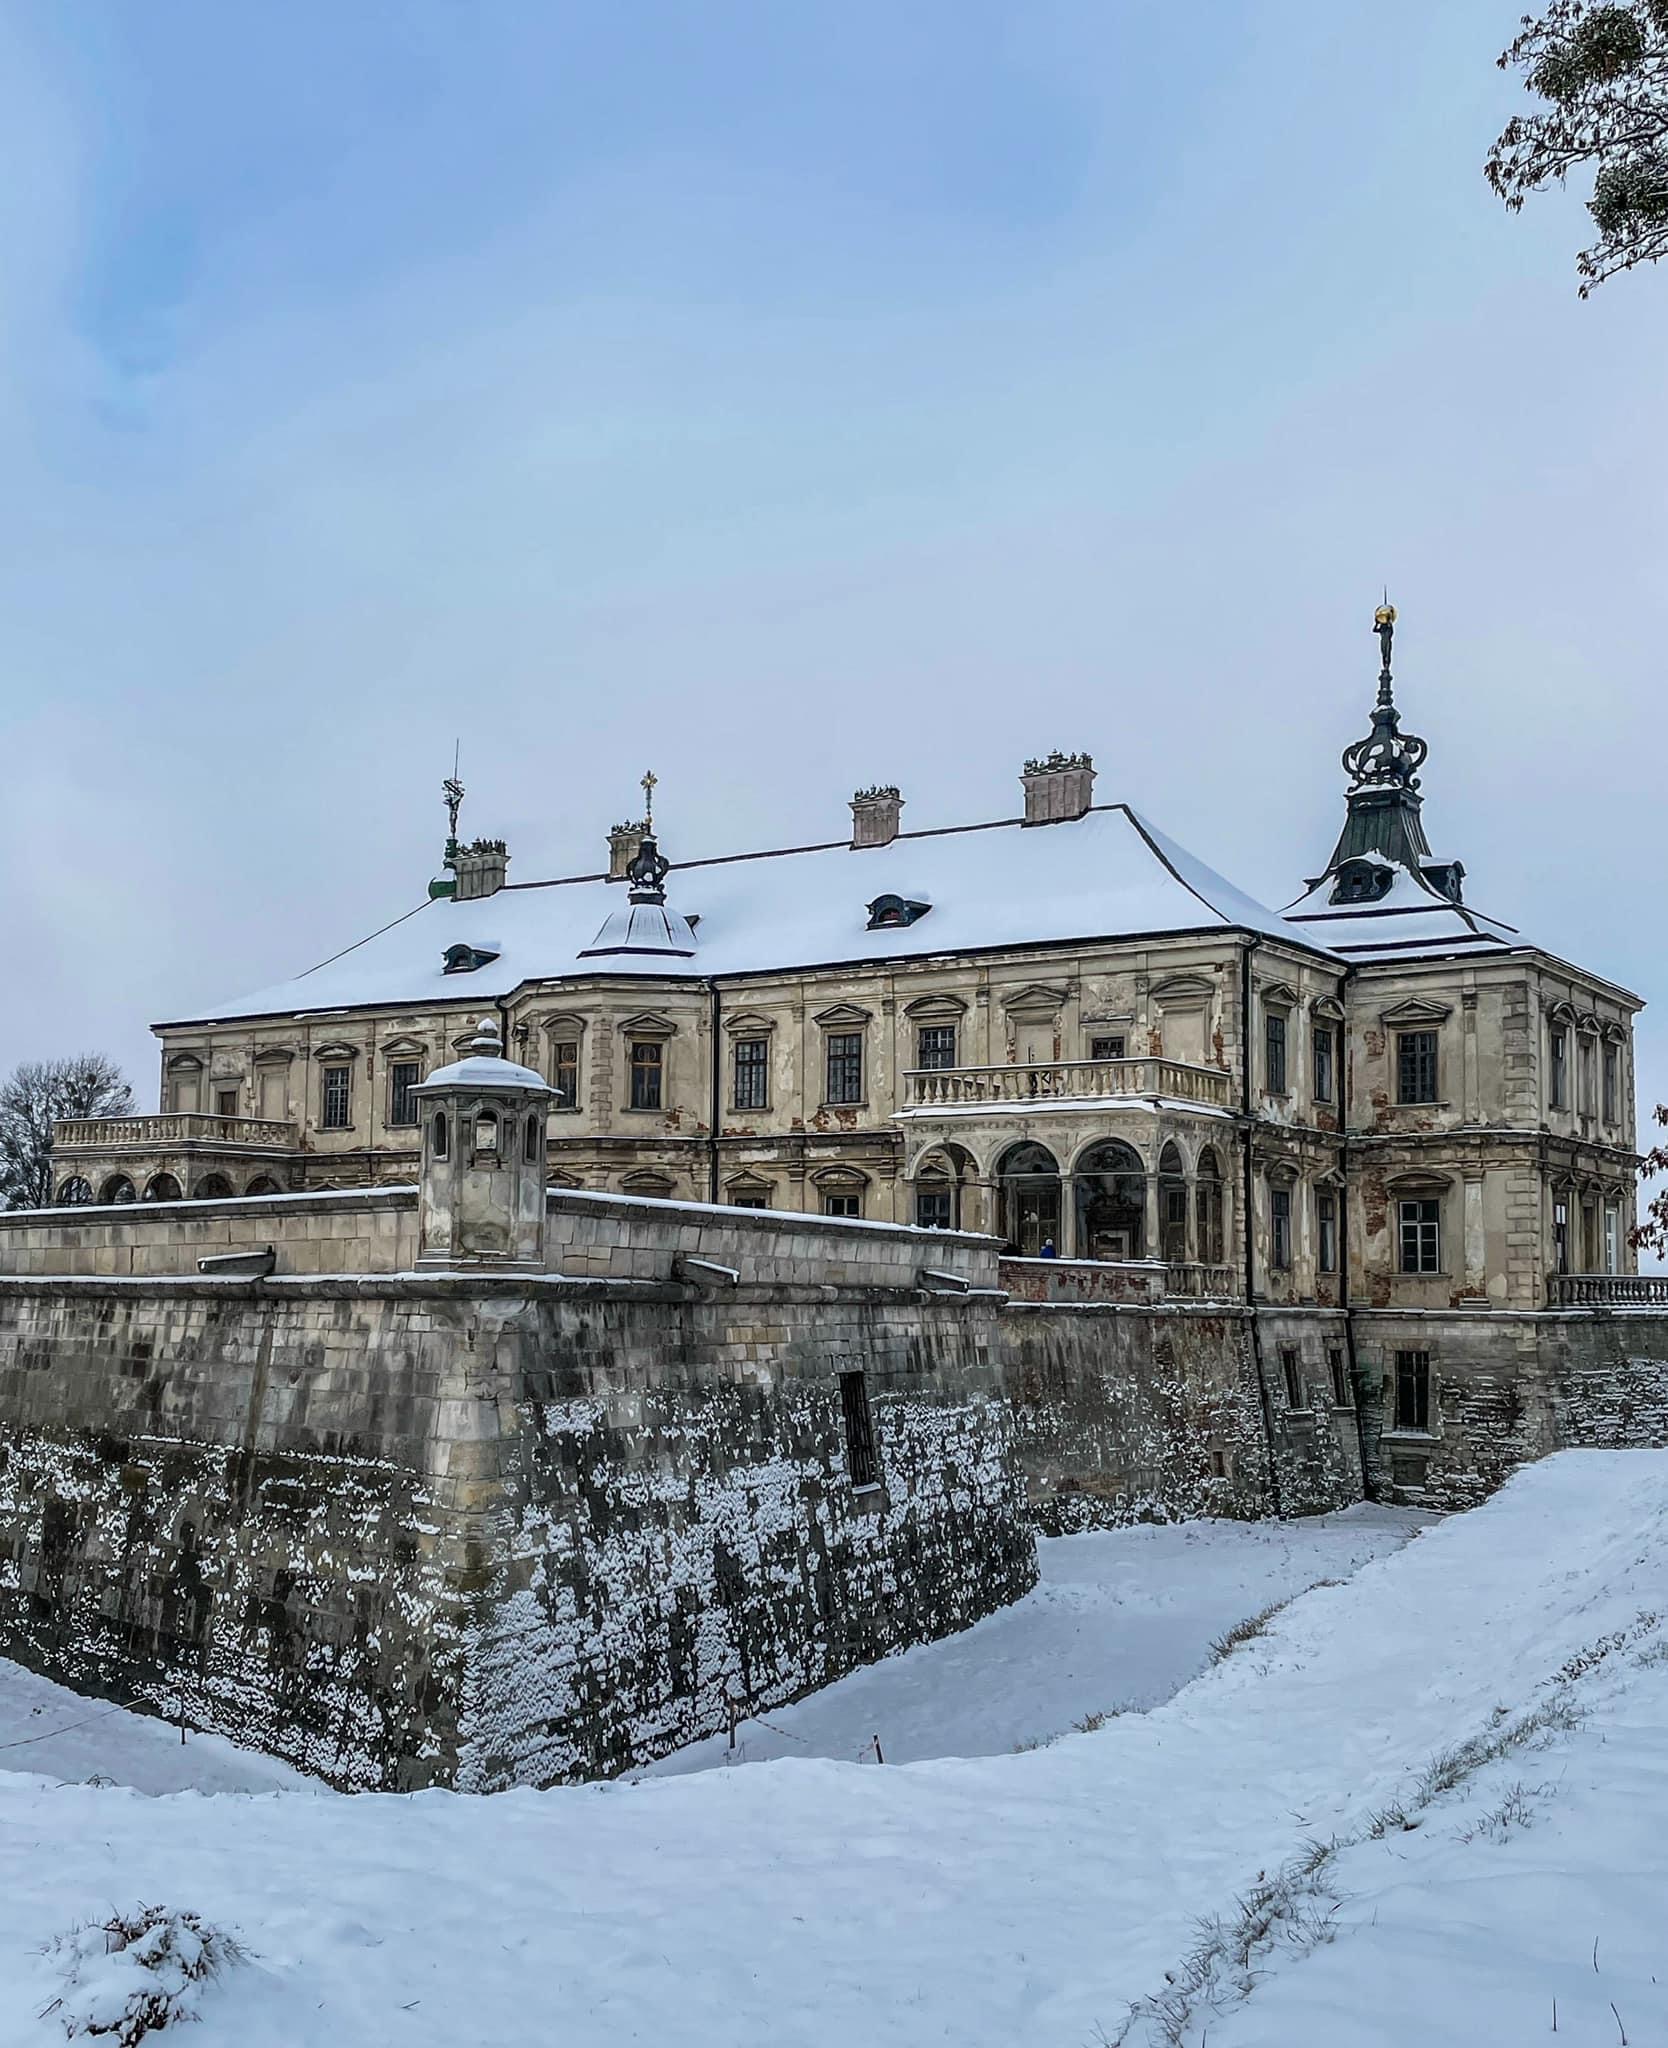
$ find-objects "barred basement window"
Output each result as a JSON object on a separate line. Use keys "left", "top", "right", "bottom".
{"left": 916, "top": 1024, "right": 957, "bottom": 1071}
{"left": 1280, "top": 1347, "right": 1304, "bottom": 1409}
{"left": 320, "top": 1065, "right": 352, "bottom": 1131}
{"left": 1329, "top": 1347, "right": 1350, "bottom": 1406}
{"left": 629, "top": 1040, "right": 663, "bottom": 1111}
{"left": 388, "top": 1060, "right": 420, "bottom": 1128}
{"left": 733, "top": 1036, "right": 769, "bottom": 1110}
{"left": 839, "top": 1370, "right": 880, "bottom": 1489}
{"left": 1395, "top": 1349, "right": 1431, "bottom": 1432}
{"left": 1396, "top": 1030, "right": 1438, "bottom": 1105}
{"left": 1399, "top": 1197, "right": 1441, "bottom": 1274}
{"left": 825, "top": 1031, "right": 864, "bottom": 1105}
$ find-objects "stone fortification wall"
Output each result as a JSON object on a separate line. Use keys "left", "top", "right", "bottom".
{"left": 1354, "top": 1308, "right": 1668, "bottom": 1510}
{"left": 0, "top": 1188, "right": 420, "bottom": 1276}
{"left": 0, "top": 1229, "right": 1030, "bottom": 1789}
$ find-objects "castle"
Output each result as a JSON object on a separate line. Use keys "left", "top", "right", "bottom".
{"left": 1, "top": 609, "right": 1662, "bottom": 1789}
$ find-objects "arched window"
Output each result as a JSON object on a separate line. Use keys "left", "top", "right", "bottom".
{"left": 524, "top": 1111, "right": 543, "bottom": 1164}
{"left": 56, "top": 1176, "right": 93, "bottom": 1205}
{"left": 1074, "top": 1139, "right": 1146, "bottom": 1261}
{"left": 473, "top": 1110, "right": 501, "bottom": 1160}
{"left": 1159, "top": 1141, "right": 1188, "bottom": 1264}
{"left": 245, "top": 1176, "right": 281, "bottom": 1197}
{"left": 193, "top": 1174, "right": 234, "bottom": 1200}
{"left": 431, "top": 1111, "right": 449, "bottom": 1161}
{"left": 1195, "top": 1148, "right": 1225, "bottom": 1266}
{"left": 143, "top": 1173, "right": 182, "bottom": 1203}
{"left": 997, "top": 1141, "right": 1062, "bottom": 1257}
{"left": 99, "top": 1175, "right": 137, "bottom": 1205}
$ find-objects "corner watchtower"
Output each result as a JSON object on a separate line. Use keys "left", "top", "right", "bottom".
{"left": 413, "top": 1017, "right": 551, "bottom": 1268}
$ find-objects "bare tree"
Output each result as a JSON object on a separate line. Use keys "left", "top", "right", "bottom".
{"left": 1636, "top": 1105, "right": 1668, "bottom": 1260}
{"left": 0, "top": 1055, "right": 135, "bottom": 1210}
{"left": 1487, "top": 0, "right": 1668, "bottom": 292}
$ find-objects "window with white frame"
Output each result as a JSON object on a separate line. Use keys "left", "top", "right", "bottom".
{"left": 916, "top": 1024, "right": 958, "bottom": 1071}
{"left": 1399, "top": 1197, "right": 1440, "bottom": 1274}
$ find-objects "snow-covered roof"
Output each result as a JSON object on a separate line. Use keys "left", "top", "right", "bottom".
{"left": 165, "top": 804, "right": 1332, "bottom": 1026}
{"left": 1284, "top": 861, "right": 1522, "bottom": 963}
{"left": 416, "top": 1018, "right": 550, "bottom": 1094}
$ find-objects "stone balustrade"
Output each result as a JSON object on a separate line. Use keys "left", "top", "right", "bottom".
{"left": 53, "top": 1113, "right": 299, "bottom": 1152}
{"left": 901, "top": 1055, "right": 1232, "bottom": 1112}
{"left": 1546, "top": 1272, "right": 1668, "bottom": 1308}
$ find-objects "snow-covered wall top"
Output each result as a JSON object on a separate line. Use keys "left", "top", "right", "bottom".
{"left": 168, "top": 804, "right": 1329, "bottom": 1026}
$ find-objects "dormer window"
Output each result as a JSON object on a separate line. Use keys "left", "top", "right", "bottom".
{"left": 1330, "top": 857, "right": 1394, "bottom": 905}
{"left": 442, "top": 942, "right": 502, "bottom": 976}
{"left": 865, "top": 894, "right": 931, "bottom": 931}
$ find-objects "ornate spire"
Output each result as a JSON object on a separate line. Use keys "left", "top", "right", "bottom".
{"left": 1339, "top": 601, "right": 1429, "bottom": 797}
{"left": 1315, "top": 600, "right": 1443, "bottom": 891}
{"left": 641, "top": 768, "right": 657, "bottom": 834}
{"left": 578, "top": 775, "right": 696, "bottom": 958}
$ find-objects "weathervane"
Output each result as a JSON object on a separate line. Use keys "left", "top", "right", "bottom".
{"left": 641, "top": 769, "right": 657, "bottom": 833}
{"left": 442, "top": 740, "right": 465, "bottom": 852}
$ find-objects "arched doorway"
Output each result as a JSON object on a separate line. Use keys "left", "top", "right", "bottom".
{"left": 55, "top": 1177, "right": 93, "bottom": 1206}
{"left": 1196, "top": 1148, "right": 1225, "bottom": 1264}
{"left": 193, "top": 1174, "right": 234, "bottom": 1200}
{"left": 1159, "top": 1142, "right": 1188, "bottom": 1263}
{"left": 143, "top": 1174, "right": 183, "bottom": 1202}
{"left": 99, "top": 1175, "right": 138, "bottom": 1204}
{"left": 913, "top": 1141, "right": 978, "bottom": 1231}
{"left": 1075, "top": 1140, "right": 1146, "bottom": 1260}
{"left": 997, "top": 1141, "right": 1061, "bottom": 1257}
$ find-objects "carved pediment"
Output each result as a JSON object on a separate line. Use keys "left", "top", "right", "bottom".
{"left": 1311, "top": 995, "right": 1346, "bottom": 1023}
{"left": 1150, "top": 973, "right": 1215, "bottom": 1005}
{"left": 251, "top": 1045, "right": 296, "bottom": 1064}
{"left": 1259, "top": 980, "right": 1299, "bottom": 1010}
{"left": 809, "top": 1164, "right": 870, "bottom": 1189}
{"left": 724, "top": 1171, "right": 775, "bottom": 1196}
{"left": 381, "top": 1035, "right": 428, "bottom": 1057}
{"left": 537, "top": 1010, "right": 589, "bottom": 1038}
{"left": 165, "top": 1052, "right": 203, "bottom": 1072}
{"left": 1386, "top": 1169, "right": 1454, "bottom": 1195}
{"left": 1603, "top": 1021, "right": 1629, "bottom": 1044}
{"left": 1380, "top": 997, "right": 1452, "bottom": 1027}
{"left": 620, "top": 1170, "right": 676, "bottom": 1195}
{"left": 902, "top": 992, "right": 968, "bottom": 1020}
{"left": 1547, "top": 999, "right": 1580, "bottom": 1026}
{"left": 310, "top": 1042, "right": 361, "bottom": 1062}
{"left": 723, "top": 1010, "right": 778, "bottom": 1036}
{"left": 618, "top": 1010, "right": 678, "bottom": 1039}
{"left": 812, "top": 1003, "right": 873, "bottom": 1029}
{"left": 1000, "top": 982, "right": 1071, "bottom": 1018}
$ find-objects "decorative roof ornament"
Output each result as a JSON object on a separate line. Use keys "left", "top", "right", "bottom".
{"left": 641, "top": 768, "right": 658, "bottom": 833}
{"left": 578, "top": 774, "right": 697, "bottom": 958}
{"left": 1340, "top": 601, "right": 1429, "bottom": 795}
{"left": 1023, "top": 749, "right": 1093, "bottom": 776}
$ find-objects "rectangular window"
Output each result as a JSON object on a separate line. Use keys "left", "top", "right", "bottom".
{"left": 1394, "top": 1349, "right": 1431, "bottom": 1432}
{"left": 550, "top": 1040, "right": 579, "bottom": 1110}
{"left": 214, "top": 1087, "right": 239, "bottom": 1118}
{"left": 733, "top": 1036, "right": 769, "bottom": 1110}
{"left": 730, "top": 1195, "right": 768, "bottom": 1210}
{"left": 388, "top": 1061, "right": 420, "bottom": 1128}
{"left": 1582, "top": 1202, "right": 1599, "bottom": 1273}
{"left": 839, "top": 1370, "right": 880, "bottom": 1489}
{"left": 1605, "top": 1204, "right": 1621, "bottom": 1275}
{"left": 1603, "top": 1044, "right": 1619, "bottom": 1124}
{"left": 823, "top": 1191, "right": 862, "bottom": 1218}
{"left": 1312, "top": 1026, "right": 1335, "bottom": 1104}
{"left": 1090, "top": 1033, "right": 1126, "bottom": 1062}
{"left": 628, "top": 1041, "right": 663, "bottom": 1111}
{"left": 1554, "top": 1197, "right": 1570, "bottom": 1274}
{"left": 1265, "top": 1011, "right": 1288, "bottom": 1095}
{"left": 825, "top": 1032, "right": 864, "bottom": 1105}
{"left": 1281, "top": 1348, "right": 1304, "bottom": 1409}
{"left": 915, "top": 1184, "right": 953, "bottom": 1231}
{"left": 320, "top": 1065, "right": 352, "bottom": 1131}
{"left": 1399, "top": 1197, "right": 1441, "bottom": 1274}
{"left": 1270, "top": 1187, "right": 1292, "bottom": 1270}
{"left": 1396, "top": 1030, "right": 1438, "bottom": 1105}
{"left": 1317, "top": 1191, "right": 1338, "bottom": 1274}
{"left": 916, "top": 1024, "right": 958, "bottom": 1071}
{"left": 1550, "top": 1027, "right": 1568, "bottom": 1110}
{"left": 1329, "top": 1347, "right": 1350, "bottom": 1406}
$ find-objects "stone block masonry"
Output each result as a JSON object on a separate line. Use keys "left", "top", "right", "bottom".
{"left": 0, "top": 1268, "right": 1033, "bottom": 1790}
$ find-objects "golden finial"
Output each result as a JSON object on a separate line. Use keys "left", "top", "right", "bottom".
{"left": 641, "top": 769, "right": 658, "bottom": 833}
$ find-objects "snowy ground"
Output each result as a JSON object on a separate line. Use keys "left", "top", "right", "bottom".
{"left": 5, "top": 1461, "right": 1668, "bottom": 2047}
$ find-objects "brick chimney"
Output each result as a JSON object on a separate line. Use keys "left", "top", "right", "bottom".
{"left": 1021, "top": 751, "right": 1095, "bottom": 826}
{"left": 451, "top": 839, "right": 510, "bottom": 900}
{"left": 608, "top": 820, "right": 649, "bottom": 882}
{"left": 850, "top": 785, "right": 903, "bottom": 848}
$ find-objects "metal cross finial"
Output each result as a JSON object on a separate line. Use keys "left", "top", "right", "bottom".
{"left": 641, "top": 769, "right": 657, "bottom": 832}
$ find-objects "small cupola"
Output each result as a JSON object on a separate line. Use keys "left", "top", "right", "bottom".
{"left": 1021, "top": 750, "right": 1095, "bottom": 825}
{"left": 580, "top": 772, "right": 699, "bottom": 960}
{"left": 850, "top": 785, "right": 903, "bottom": 848}
{"left": 412, "top": 1016, "right": 551, "bottom": 1268}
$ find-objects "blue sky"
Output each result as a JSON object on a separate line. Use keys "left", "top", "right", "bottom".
{"left": 0, "top": 0, "right": 1663, "bottom": 1130}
